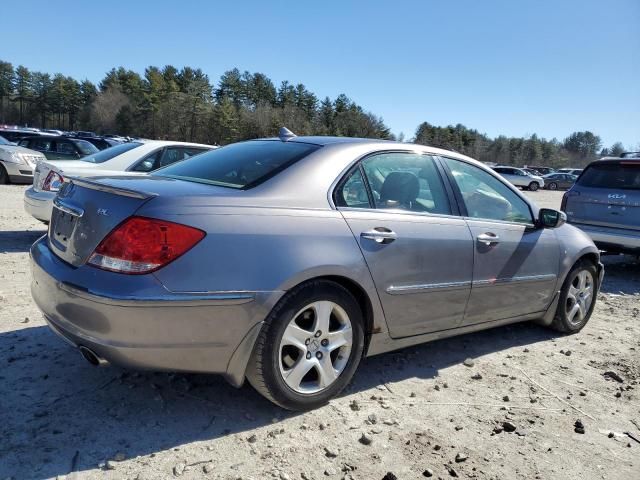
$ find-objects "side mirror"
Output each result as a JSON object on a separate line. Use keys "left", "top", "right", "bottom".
{"left": 538, "top": 208, "right": 566, "bottom": 228}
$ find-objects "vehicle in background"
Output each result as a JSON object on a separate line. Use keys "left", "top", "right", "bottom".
{"left": 527, "top": 166, "right": 555, "bottom": 175}
{"left": 562, "top": 157, "right": 640, "bottom": 254}
{"left": 76, "top": 136, "right": 121, "bottom": 150}
{"left": 74, "top": 130, "right": 96, "bottom": 137}
{"left": 522, "top": 167, "right": 542, "bottom": 176}
{"left": 24, "top": 140, "right": 215, "bottom": 222}
{"left": 492, "top": 166, "right": 545, "bottom": 191}
{"left": 16, "top": 136, "right": 99, "bottom": 160}
{"left": 542, "top": 173, "right": 577, "bottom": 190}
{"left": 42, "top": 129, "right": 65, "bottom": 135}
{"left": 0, "top": 135, "right": 46, "bottom": 184}
{"left": 0, "top": 129, "right": 53, "bottom": 143}
{"left": 620, "top": 152, "right": 640, "bottom": 159}
{"left": 30, "top": 132, "right": 602, "bottom": 410}
{"left": 557, "top": 168, "right": 583, "bottom": 176}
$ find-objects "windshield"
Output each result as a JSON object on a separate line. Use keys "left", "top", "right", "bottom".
{"left": 155, "top": 140, "right": 321, "bottom": 189}
{"left": 577, "top": 162, "right": 640, "bottom": 190}
{"left": 81, "top": 142, "right": 143, "bottom": 164}
{"left": 72, "top": 139, "right": 99, "bottom": 155}
{"left": 0, "top": 135, "right": 10, "bottom": 145}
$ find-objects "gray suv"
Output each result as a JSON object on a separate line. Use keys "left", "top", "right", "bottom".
{"left": 562, "top": 157, "right": 640, "bottom": 254}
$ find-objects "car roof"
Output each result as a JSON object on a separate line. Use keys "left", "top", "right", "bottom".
{"left": 593, "top": 157, "right": 640, "bottom": 165}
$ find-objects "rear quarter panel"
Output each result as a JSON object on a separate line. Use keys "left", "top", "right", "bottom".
{"left": 141, "top": 203, "right": 390, "bottom": 334}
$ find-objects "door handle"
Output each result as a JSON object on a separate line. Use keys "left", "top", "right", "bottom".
{"left": 477, "top": 232, "right": 499, "bottom": 245}
{"left": 361, "top": 228, "right": 397, "bottom": 244}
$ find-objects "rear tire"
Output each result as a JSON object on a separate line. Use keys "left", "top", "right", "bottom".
{"left": 548, "top": 260, "right": 598, "bottom": 333}
{"left": 528, "top": 181, "right": 540, "bottom": 191}
{"left": 0, "top": 164, "right": 8, "bottom": 184}
{"left": 548, "top": 182, "right": 558, "bottom": 190}
{"left": 246, "top": 280, "right": 365, "bottom": 410}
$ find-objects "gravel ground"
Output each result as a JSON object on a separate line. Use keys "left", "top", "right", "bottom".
{"left": 0, "top": 185, "right": 638, "bottom": 480}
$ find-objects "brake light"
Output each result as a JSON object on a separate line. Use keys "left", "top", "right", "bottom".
{"left": 43, "top": 171, "right": 64, "bottom": 191}
{"left": 88, "top": 216, "right": 205, "bottom": 274}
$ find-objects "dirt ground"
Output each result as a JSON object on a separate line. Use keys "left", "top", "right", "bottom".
{"left": 0, "top": 185, "right": 638, "bottom": 480}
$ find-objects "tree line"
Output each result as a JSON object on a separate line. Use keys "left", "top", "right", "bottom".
{"left": 414, "top": 123, "right": 628, "bottom": 167}
{"left": 0, "top": 60, "right": 631, "bottom": 166}
{"left": 0, "top": 61, "right": 390, "bottom": 145}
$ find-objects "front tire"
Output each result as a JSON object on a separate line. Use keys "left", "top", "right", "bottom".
{"left": 548, "top": 182, "right": 558, "bottom": 190}
{"left": 528, "top": 181, "right": 540, "bottom": 191}
{"left": 549, "top": 260, "right": 597, "bottom": 333}
{"left": 246, "top": 280, "right": 365, "bottom": 410}
{"left": 0, "top": 164, "right": 8, "bottom": 184}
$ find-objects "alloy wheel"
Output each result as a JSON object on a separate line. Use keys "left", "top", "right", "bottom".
{"left": 278, "top": 301, "right": 353, "bottom": 394}
{"left": 565, "top": 270, "right": 594, "bottom": 325}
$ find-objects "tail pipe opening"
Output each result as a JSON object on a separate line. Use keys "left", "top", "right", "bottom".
{"left": 78, "top": 346, "right": 109, "bottom": 367}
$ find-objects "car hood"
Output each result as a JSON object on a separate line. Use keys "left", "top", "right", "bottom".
{"left": 0, "top": 145, "right": 44, "bottom": 156}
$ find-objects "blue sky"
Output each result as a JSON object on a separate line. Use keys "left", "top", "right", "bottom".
{"left": 4, "top": 0, "right": 639, "bottom": 148}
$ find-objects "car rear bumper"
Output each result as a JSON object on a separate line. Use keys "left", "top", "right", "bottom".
{"left": 1, "top": 160, "right": 34, "bottom": 184}
{"left": 24, "top": 186, "right": 55, "bottom": 222}
{"left": 30, "top": 237, "right": 282, "bottom": 386}
{"left": 571, "top": 222, "right": 640, "bottom": 253}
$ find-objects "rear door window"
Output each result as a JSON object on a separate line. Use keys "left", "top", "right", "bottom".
{"left": 360, "top": 152, "right": 451, "bottom": 215}
{"left": 577, "top": 163, "right": 640, "bottom": 190}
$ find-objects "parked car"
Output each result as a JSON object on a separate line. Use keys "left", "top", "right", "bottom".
{"left": 526, "top": 166, "right": 555, "bottom": 175}
{"left": 620, "top": 152, "right": 640, "bottom": 159}
{"left": 76, "top": 136, "right": 121, "bottom": 150}
{"left": 557, "top": 168, "right": 583, "bottom": 176}
{"left": 562, "top": 157, "right": 639, "bottom": 254}
{"left": 492, "top": 166, "right": 545, "bottom": 191}
{"left": 17, "top": 135, "right": 99, "bottom": 160}
{"left": 30, "top": 131, "right": 603, "bottom": 410}
{"left": 24, "top": 140, "right": 214, "bottom": 222}
{"left": 0, "top": 129, "right": 53, "bottom": 143}
{"left": 542, "top": 173, "right": 577, "bottom": 190}
{"left": 0, "top": 135, "right": 46, "bottom": 184}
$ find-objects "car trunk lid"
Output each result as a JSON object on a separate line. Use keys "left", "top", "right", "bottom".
{"left": 47, "top": 175, "right": 244, "bottom": 267}
{"left": 47, "top": 177, "right": 157, "bottom": 267}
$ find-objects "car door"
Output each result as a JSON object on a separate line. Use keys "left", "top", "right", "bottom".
{"left": 495, "top": 167, "right": 521, "bottom": 187}
{"left": 54, "top": 139, "right": 82, "bottom": 160}
{"left": 336, "top": 151, "right": 474, "bottom": 338}
{"left": 441, "top": 157, "right": 560, "bottom": 325}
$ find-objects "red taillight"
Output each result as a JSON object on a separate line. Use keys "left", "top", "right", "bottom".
{"left": 88, "top": 216, "right": 205, "bottom": 274}
{"left": 43, "top": 171, "right": 64, "bottom": 191}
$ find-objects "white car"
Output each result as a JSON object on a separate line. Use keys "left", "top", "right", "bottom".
{"left": 492, "top": 166, "right": 545, "bottom": 191}
{"left": 24, "top": 140, "right": 215, "bottom": 222}
{"left": 0, "top": 135, "right": 46, "bottom": 184}
{"left": 557, "top": 167, "right": 583, "bottom": 176}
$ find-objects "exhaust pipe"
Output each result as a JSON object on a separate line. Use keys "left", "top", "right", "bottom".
{"left": 78, "top": 346, "right": 109, "bottom": 367}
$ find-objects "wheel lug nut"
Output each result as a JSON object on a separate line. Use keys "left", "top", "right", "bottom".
{"left": 321, "top": 339, "right": 329, "bottom": 347}
{"left": 304, "top": 338, "right": 311, "bottom": 346}
{"left": 314, "top": 330, "right": 322, "bottom": 338}
{"left": 316, "top": 352, "right": 323, "bottom": 359}
{"left": 306, "top": 352, "right": 312, "bottom": 359}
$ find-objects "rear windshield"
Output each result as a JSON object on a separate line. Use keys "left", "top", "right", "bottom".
{"left": 577, "top": 163, "right": 640, "bottom": 190}
{"left": 155, "top": 140, "right": 321, "bottom": 189}
{"left": 72, "top": 139, "right": 99, "bottom": 155}
{"left": 81, "top": 142, "right": 143, "bottom": 163}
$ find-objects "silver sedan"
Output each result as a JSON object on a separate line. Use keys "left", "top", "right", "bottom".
{"left": 31, "top": 130, "right": 603, "bottom": 410}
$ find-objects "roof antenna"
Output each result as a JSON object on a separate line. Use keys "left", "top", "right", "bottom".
{"left": 279, "top": 127, "right": 296, "bottom": 141}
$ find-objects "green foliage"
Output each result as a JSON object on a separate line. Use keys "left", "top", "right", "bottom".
{"left": 0, "top": 60, "right": 391, "bottom": 144}
{"left": 414, "top": 122, "right": 615, "bottom": 167}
